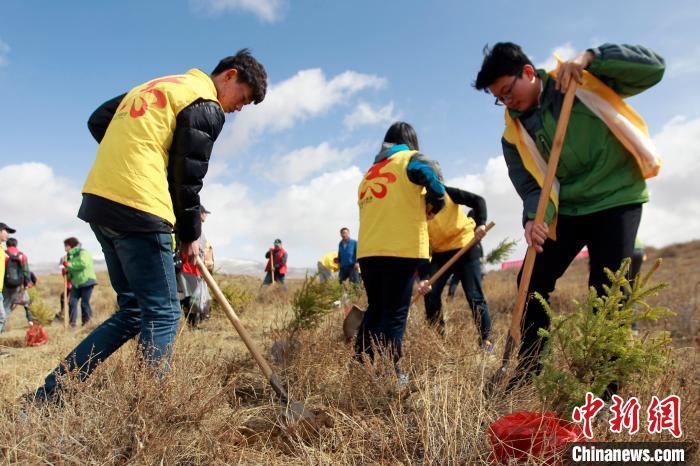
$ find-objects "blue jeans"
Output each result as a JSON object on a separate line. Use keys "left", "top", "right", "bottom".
{"left": 424, "top": 250, "right": 492, "bottom": 345}
{"left": 0, "top": 286, "right": 30, "bottom": 330}
{"left": 69, "top": 284, "right": 95, "bottom": 327}
{"left": 262, "top": 270, "right": 287, "bottom": 290}
{"left": 36, "top": 224, "right": 180, "bottom": 400}
{"left": 339, "top": 265, "right": 361, "bottom": 284}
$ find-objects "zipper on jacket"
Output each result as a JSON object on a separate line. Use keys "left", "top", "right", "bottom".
{"left": 538, "top": 134, "right": 552, "bottom": 159}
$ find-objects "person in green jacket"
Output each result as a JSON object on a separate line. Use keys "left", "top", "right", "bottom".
{"left": 63, "top": 237, "right": 98, "bottom": 327}
{"left": 473, "top": 43, "right": 665, "bottom": 394}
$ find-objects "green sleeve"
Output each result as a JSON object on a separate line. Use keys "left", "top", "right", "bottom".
{"left": 587, "top": 43, "right": 665, "bottom": 98}
{"left": 23, "top": 260, "right": 31, "bottom": 282}
{"left": 66, "top": 253, "right": 86, "bottom": 274}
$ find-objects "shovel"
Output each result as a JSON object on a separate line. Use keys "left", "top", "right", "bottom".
{"left": 485, "top": 80, "right": 578, "bottom": 397}
{"left": 410, "top": 221, "right": 495, "bottom": 306}
{"left": 195, "top": 256, "right": 320, "bottom": 425}
{"left": 63, "top": 274, "right": 69, "bottom": 329}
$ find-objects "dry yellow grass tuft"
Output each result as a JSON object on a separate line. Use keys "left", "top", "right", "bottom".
{"left": 0, "top": 241, "right": 698, "bottom": 464}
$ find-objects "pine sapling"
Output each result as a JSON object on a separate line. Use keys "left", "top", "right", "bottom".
{"left": 535, "top": 259, "right": 675, "bottom": 415}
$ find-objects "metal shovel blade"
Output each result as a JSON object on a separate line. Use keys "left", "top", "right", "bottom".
{"left": 343, "top": 305, "right": 365, "bottom": 341}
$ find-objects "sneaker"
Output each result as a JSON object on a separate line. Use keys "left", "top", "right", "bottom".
{"left": 481, "top": 340, "right": 495, "bottom": 354}
{"left": 397, "top": 373, "right": 410, "bottom": 388}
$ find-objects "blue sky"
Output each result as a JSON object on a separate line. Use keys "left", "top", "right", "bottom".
{"left": 1, "top": 0, "right": 699, "bottom": 268}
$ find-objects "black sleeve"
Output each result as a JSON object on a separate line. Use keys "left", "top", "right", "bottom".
{"left": 87, "top": 93, "right": 126, "bottom": 143}
{"left": 278, "top": 252, "right": 288, "bottom": 268}
{"left": 444, "top": 186, "right": 487, "bottom": 226}
{"left": 168, "top": 99, "right": 226, "bottom": 243}
{"left": 265, "top": 251, "right": 271, "bottom": 259}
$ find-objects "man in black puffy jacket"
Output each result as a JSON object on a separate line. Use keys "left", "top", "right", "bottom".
{"left": 33, "top": 49, "right": 267, "bottom": 402}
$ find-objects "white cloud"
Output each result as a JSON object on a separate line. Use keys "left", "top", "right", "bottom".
{"left": 0, "top": 38, "right": 10, "bottom": 66}
{"left": 205, "top": 158, "right": 231, "bottom": 181}
{"left": 201, "top": 166, "right": 364, "bottom": 266}
{"left": 270, "top": 141, "right": 369, "bottom": 184}
{"left": 0, "top": 163, "right": 100, "bottom": 264}
{"left": 666, "top": 46, "right": 700, "bottom": 79}
{"left": 199, "top": 181, "right": 256, "bottom": 248}
{"left": 445, "top": 157, "right": 526, "bottom": 261}
{"left": 535, "top": 42, "right": 577, "bottom": 70}
{"left": 189, "top": 0, "right": 286, "bottom": 22}
{"left": 638, "top": 115, "right": 700, "bottom": 246}
{"left": 216, "top": 68, "right": 386, "bottom": 157}
{"left": 344, "top": 101, "right": 399, "bottom": 130}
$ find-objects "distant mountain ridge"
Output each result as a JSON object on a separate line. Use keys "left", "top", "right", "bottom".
{"left": 31, "top": 257, "right": 315, "bottom": 278}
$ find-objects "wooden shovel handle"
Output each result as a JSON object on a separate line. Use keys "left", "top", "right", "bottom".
{"left": 509, "top": 80, "right": 578, "bottom": 344}
{"left": 195, "top": 256, "right": 275, "bottom": 380}
{"left": 63, "top": 274, "right": 69, "bottom": 329}
{"left": 412, "top": 221, "right": 495, "bottom": 305}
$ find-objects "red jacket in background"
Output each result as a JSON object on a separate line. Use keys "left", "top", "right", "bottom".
{"left": 265, "top": 247, "right": 288, "bottom": 275}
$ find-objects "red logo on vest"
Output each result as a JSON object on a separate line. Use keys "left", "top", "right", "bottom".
{"left": 120, "top": 76, "right": 183, "bottom": 118}
{"left": 360, "top": 159, "right": 397, "bottom": 200}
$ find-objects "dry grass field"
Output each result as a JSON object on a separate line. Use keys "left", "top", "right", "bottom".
{"left": 0, "top": 241, "right": 697, "bottom": 464}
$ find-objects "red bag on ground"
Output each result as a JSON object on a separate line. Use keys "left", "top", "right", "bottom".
{"left": 25, "top": 323, "right": 48, "bottom": 347}
{"left": 489, "top": 411, "right": 587, "bottom": 465}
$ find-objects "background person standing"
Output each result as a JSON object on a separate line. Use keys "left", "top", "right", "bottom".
{"left": 63, "top": 237, "right": 98, "bottom": 328}
{"left": 338, "top": 227, "right": 360, "bottom": 284}
{"left": 262, "top": 239, "right": 288, "bottom": 291}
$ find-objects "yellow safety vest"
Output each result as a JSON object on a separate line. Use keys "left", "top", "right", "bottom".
{"left": 503, "top": 67, "right": 661, "bottom": 240}
{"left": 357, "top": 150, "right": 429, "bottom": 259}
{"left": 320, "top": 251, "right": 339, "bottom": 272}
{"left": 428, "top": 194, "right": 476, "bottom": 253}
{"left": 82, "top": 69, "right": 220, "bottom": 226}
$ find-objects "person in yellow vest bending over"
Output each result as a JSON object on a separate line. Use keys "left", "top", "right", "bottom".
{"left": 32, "top": 49, "right": 268, "bottom": 403}
{"left": 424, "top": 186, "right": 492, "bottom": 351}
{"left": 474, "top": 43, "right": 664, "bottom": 395}
{"left": 356, "top": 121, "right": 445, "bottom": 386}
{"left": 317, "top": 251, "right": 339, "bottom": 283}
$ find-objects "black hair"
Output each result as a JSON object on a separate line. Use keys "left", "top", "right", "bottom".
{"left": 6, "top": 237, "right": 17, "bottom": 247}
{"left": 474, "top": 42, "right": 534, "bottom": 91}
{"left": 211, "top": 48, "right": 268, "bottom": 104}
{"left": 340, "top": 227, "right": 349, "bottom": 234}
{"left": 64, "top": 237, "right": 80, "bottom": 248}
{"left": 383, "top": 121, "right": 419, "bottom": 151}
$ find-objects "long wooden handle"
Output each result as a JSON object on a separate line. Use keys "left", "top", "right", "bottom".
{"left": 196, "top": 256, "right": 275, "bottom": 380}
{"left": 412, "top": 221, "right": 495, "bottom": 305}
{"left": 63, "top": 274, "right": 68, "bottom": 329}
{"left": 270, "top": 249, "right": 275, "bottom": 283}
{"left": 509, "top": 81, "right": 578, "bottom": 344}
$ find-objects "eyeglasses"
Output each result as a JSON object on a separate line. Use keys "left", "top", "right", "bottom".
{"left": 493, "top": 75, "right": 519, "bottom": 106}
